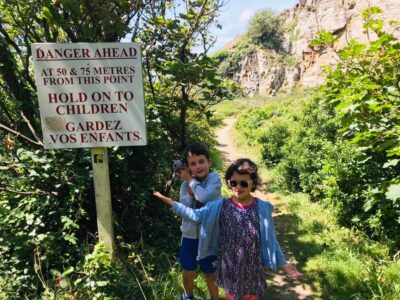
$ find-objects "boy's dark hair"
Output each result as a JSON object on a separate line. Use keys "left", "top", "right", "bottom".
{"left": 225, "top": 158, "right": 260, "bottom": 192}
{"left": 184, "top": 142, "right": 210, "bottom": 160}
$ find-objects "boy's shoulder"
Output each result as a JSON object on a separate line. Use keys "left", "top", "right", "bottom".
{"left": 207, "top": 171, "right": 222, "bottom": 180}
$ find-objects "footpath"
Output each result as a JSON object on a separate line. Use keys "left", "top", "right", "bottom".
{"left": 215, "top": 118, "right": 315, "bottom": 300}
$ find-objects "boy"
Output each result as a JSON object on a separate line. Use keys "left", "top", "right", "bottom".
{"left": 176, "top": 142, "right": 221, "bottom": 300}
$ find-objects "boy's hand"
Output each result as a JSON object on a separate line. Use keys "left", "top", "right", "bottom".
{"left": 282, "top": 263, "right": 303, "bottom": 280}
{"left": 188, "top": 187, "right": 194, "bottom": 196}
{"left": 153, "top": 191, "right": 174, "bottom": 207}
{"left": 179, "top": 168, "right": 192, "bottom": 181}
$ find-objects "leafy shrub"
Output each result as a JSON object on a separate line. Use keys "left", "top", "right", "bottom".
{"left": 311, "top": 7, "right": 400, "bottom": 245}
{"left": 235, "top": 106, "right": 276, "bottom": 146}
{"left": 72, "top": 243, "right": 139, "bottom": 299}
{"left": 0, "top": 147, "right": 91, "bottom": 298}
{"left": 246, "top": 9, "right": 284, "bottom": 50}
{"left": 257, "top": 116, "right": 291, "bottom": 166}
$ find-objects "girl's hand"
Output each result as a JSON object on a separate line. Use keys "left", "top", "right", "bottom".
{"left": 153, "top": 191, "right": 174, "bottom": 207}
{"left": 282, "top": 263, "right": 303, "bottom": 280}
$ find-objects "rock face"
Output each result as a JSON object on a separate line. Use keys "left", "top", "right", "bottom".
{"left": 233, "top": 50, "right": 300, "bottom": 97}
{"left": 227, "top": 0, "right": 400, "bottom": 96}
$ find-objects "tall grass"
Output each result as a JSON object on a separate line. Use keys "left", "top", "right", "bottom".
{"left": 276, "top": 193, "right": 400, "bottom": 299}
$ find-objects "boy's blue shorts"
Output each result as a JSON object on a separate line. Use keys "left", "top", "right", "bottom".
{"left": 179, "top": 237, "right": 217, "bottom": 273}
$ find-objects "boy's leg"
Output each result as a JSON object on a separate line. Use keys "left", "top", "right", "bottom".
{"left": 179, "top": 238, "right": 199, "bottom": 298}
{"left": 199, "top": 255, "right": 218, "bottom": 300}
{"left": 182, "top": 270, "right": 197, "bottom": 297}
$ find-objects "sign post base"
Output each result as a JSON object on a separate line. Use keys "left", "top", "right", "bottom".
{"left": 91, "top": 147, "right": 115, "bottom": 259}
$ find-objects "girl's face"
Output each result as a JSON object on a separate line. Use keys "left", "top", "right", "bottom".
{"left": 227, "top": 172, "right": 253, "bottom": 202}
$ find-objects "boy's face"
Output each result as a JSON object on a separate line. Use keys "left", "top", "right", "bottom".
{"left": 186, "top": 153, "right": 211, "bottom": 180}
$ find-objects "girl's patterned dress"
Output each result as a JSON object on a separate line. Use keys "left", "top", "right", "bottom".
{"left": 216, "top": 197, "right": 265, "bottom": 299}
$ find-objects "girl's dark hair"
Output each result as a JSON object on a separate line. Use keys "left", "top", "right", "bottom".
{"left": 224, "top": 158, "right": 260, "bottom": 192}
{"left": 185, "top": 142, "right": 210, "bottom": 160}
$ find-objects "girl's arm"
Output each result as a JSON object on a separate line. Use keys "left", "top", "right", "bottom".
{"left": 153, "top": 191, "right": 174, "bottom": 207}
{"left": 153, "top": 191, "right": 207, "bottom": 222}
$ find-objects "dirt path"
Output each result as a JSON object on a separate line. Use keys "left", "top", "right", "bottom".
{"left": 215, "top": 118, "right": 315, "bottom": 300}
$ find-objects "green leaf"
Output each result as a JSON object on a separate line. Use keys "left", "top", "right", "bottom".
{"left": 387, "top": 146, "right": 400, "bottom": 156}
{"left": 42, "top": 7, "right": 53, "bottom": 21}
{"left": 50, "top": 269, "right": 61, "bottom": 276}
{"left": 59, "top": 278, "right": 69, "bottom": 289}
{"left": 383, "top": 159, "right": 399, "bottom": 168}
{"left": 96, "top": 281, "right": 109, "bottom": 287}
{"left": 385, "top": 184, "right": 400, "bottom": 200}
{"left": 62, "top": 266, "right": 74, "bottom": 276}
{"left": 63, "top": 234, "right": 77, "bottom": 245}
{"left": 363, "top": 198, "right": 378, "bottom": 212}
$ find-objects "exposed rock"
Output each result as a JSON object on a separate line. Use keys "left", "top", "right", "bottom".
{"left": 230, "top": 49, "right": 300, "bottom": 97}
{"left": 283, "top": 0, "right": 400, "bottom": 87}
{"left": 225, "top": 0, "right": 400, "bottom": 96}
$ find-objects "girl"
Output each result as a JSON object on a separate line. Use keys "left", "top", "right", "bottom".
{"left": 153, "top": 158, "right": 303, "bottom": 299}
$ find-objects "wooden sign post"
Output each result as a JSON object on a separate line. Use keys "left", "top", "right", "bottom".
{"left": 32, "top": 43, "right": 147, "bottom": 258}
{"left": 91, "top": 147, "right": 115, "bottom": 258}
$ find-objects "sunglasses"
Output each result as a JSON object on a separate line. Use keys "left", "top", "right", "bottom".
{"left": 227, "top": 180, "right": 252, "bottom": 188}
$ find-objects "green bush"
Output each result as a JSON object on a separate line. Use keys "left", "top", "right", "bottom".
{"left": 311, "top": 7, "right": 400, "bottom": 245}
{"left": 258, "top": 116, "right": 291, "bottom": 166}
{"left": 246, "top": 9, "right": 284, "bottom": 50}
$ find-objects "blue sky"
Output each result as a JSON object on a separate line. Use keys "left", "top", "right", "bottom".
{"left": 210, "top": 0, "right": 298, "bottom": 52}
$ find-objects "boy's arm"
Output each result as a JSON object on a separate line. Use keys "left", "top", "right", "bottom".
{"left": 189, "top": 172, "right": 222, "bottom": 203}
{"left": 179, "top": 182, "right": 193, "bottom": 207}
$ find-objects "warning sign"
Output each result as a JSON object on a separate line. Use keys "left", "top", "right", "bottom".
{"left": 32, "top": 42, "right": 147, "bottom": 149}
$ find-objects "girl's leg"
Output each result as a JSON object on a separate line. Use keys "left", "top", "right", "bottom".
{"left": 226, "top": 295, "right": 257, "bottom": 300}
{"left": 243, "top": 295, "right": 257, "bottom": 300}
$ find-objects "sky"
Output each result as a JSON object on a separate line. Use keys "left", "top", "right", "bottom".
{"left": 210, "top": 0, "right": 298, "bottom": 52}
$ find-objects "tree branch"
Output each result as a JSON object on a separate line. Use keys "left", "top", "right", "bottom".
{"left": 20, "top": 111, "right": 43, "bottom": 145}
{"left": 0, "top": 123, "right": 43, "bottom": 147}
{"left": 0, "top": 187, "right": 56, "bottom": 196}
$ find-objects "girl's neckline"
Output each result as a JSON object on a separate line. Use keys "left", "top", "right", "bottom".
{"left": 229, "top": 197, "right": 256, "bottom": 208}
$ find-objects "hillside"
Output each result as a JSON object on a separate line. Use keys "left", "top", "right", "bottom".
{"left": 218, "top": 0, "right": 400, "bottom": 96}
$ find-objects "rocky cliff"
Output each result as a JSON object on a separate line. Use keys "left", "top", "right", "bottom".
{"left": 226, "top": 0, "right": 400, "bottom": 96}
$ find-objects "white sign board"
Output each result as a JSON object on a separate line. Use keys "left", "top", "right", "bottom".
{"left": 32, "top": 43, "right": 147, "bottom": 149}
